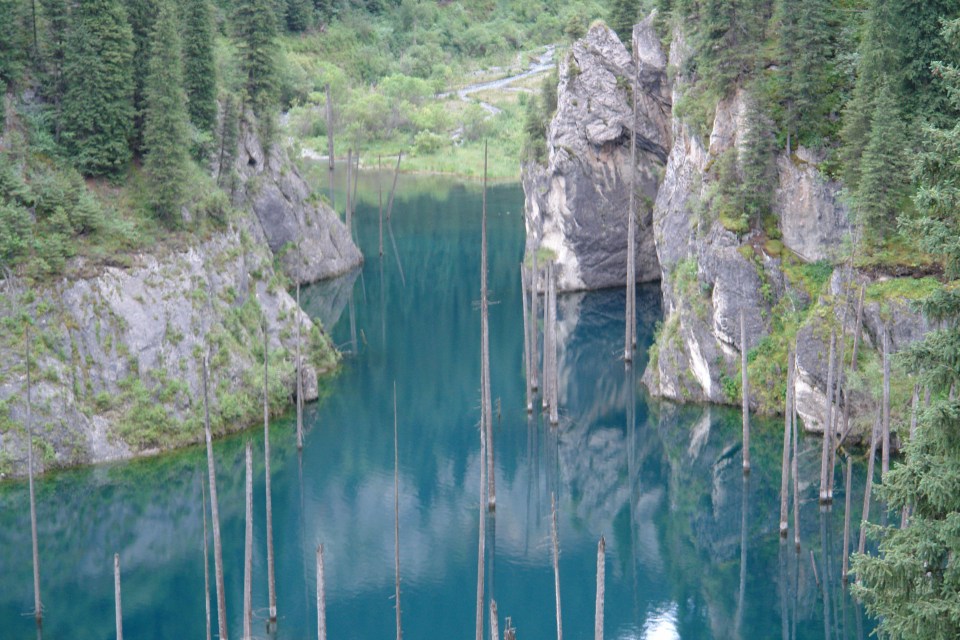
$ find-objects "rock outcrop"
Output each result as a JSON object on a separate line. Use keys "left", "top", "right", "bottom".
{"left": 235, "top": 117, "right": 362, "bottom": 285}
{"left": 522, "top": 15, "right": 670, "bottom": 291}
{"left": 0, "top": 208, "right": 338, "bottom": 478}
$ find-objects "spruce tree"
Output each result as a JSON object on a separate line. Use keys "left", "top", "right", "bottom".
{"left": 608, "top": 0, "right": 640, "bottom": 44}
{"left": 125, "top": 0, "right": 158, "bottom": 154}
{"left": 143, "top": 0, "right": 190, "bottom": 221}
{"left": 851, "top": 24, "right": 960, "bottom": 636}
{"left": 39, "top": 0, "right": 69, "bottom": 112}
{"left": 61, "top": 0, "right": 135, "bottom": 178}
{"left": 0, "top": 0, "right": 28, "bottom": 89}
{"left": 778, "top": 0, "right": 833, "bottom": 146}
{"left": 182, "top": 0, "right": 218, "bottom": 133}
{"left": 234, "top": 0, "right": 279, "bottom": 125}
{"left": 286, "top": 0, "right": 312, "bottom": 32}
{"left": 739, "top": 92, "right": 776, "bottom": 229}
{"left": 855, "top": 85, "right": 909, "bottom": 234}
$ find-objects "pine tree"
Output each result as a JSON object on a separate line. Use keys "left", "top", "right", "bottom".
{"left": 851, "top": 21, "right": 960, "bottom": 638}
{"left": 0, "top": 0, "right": 28, "bottom": 89}
{"left": 61, "top": 0, "right": 135, "bottom": 178}
{"left": 182, "top": 0, "right": 218, "bottom": 133}
{"left": 38, "top": 0, "right": 69, "bottom": 112}
{"left": 286, "top": 0, "right": 312, "bottom": 32}
{"left": 855, "top": 85, "right": 910, "bottom": 234}
{"left": 125, "top": 0, "right": 158, "bottom": 154}
{"left": 739, "top": 92, "right": 776, "bottom": 229}
{"left": 143, "top": 0, "right": 190, "bottom": 221}
{"left": 608, "top": 0, "right": 640, "bottom": 44}
{"left": 234, "top": 0, "right": 279, "bottom": 124}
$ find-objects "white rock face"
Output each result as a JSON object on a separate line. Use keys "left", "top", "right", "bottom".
{"left": 522, "top": 14, "right": 670, "bottom": 291}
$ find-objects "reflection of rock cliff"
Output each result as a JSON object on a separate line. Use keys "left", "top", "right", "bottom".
{"left": 522, "top": 15, "right": 669, "bottom": 291}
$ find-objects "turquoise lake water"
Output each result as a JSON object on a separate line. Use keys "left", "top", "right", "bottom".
{"left": 0, "top": 175, "right": 875, "bottom": 639}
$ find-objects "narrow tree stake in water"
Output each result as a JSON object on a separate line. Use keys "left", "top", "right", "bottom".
{"left": 531, "top": 244, "right": 539, "bottom": 393}
{"left": 842, "top": 454, "right": 853, "bottom": 583}
{"left": 263, "top": 324, "right": 277, "bottom": 625}
{"left": 25, "top": 322, "right": 42, "bottom": 627}
{"left": 296, "top": 243, "right": 304, "bottom": 451}
{"left": 858, "top": 415, "right": 881, "bottom": 557}
{"left": 346, "top": 148, "right": 353, "bottom": 236}
{"left": 317, "top": 545, "right": 326, "bottom": 640}
{"left": 624, "top": 61, "right": 638, "bottom": 363}
{"left": 740, "top": 309, "right": 750, "bottom": 474}
{"left": 489, "top": 600, "right": 499, "bottom": 640}
{"left": 114, "top": 553, "right": 122, "bottom": 640}
{"left": 819, "top": 331, "right": 836, "bottom": 504}
{"left": 480, "top": 141, "right": 495, "bottom": 511}
{"left": 325, "top": 84, "right": 334, "bottom": 209}
{"left": 394, "top": 383, "right": 402, "bottom": 640}
{"left": 521, "top": 265, "right": 533, "bottom": 413}
{"left": 881, "top": 324, "right": 891, "bottom": 483}
{"left": 780, "top": 351, "right": 794, "bottom": 537}
{"left": 379, "top": 155, "right": 384, "bottom": 257}
{"left": 792, "top": 379, "right": 801, "bottom": 552}
{"left": 475, "top": 400, "right": 487, "bottom": 640}
{"left": 548, "top": 263, "right": 559, "bottom": 427}
{"left": 551, "top": 492, "right": 563, "bottom": 640}
{"left": 386, "top": 152, "right": 402, "bottom": 221}
{"left": 243, "top": 441, "right": 253, "bottom": 640}
{"left": 201, "top": 478, "right": 211, "bottom": 640}
{"left": 595, "top": 535, "right": 605, "bottom": 640}
{"left": 202, "top": 354, "right": 228, "bottom": 640}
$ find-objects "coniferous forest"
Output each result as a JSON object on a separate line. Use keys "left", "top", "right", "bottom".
{"left": 1, "top": 0, "right": 960, "bottom": 637}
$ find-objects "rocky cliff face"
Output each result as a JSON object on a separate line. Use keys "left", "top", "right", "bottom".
{"left": 521, "top": 15, "right": 670, "bottom": 292}
{"left": 234, "top": 117, "right": 362, "bottom": 285}
{"left": 528, "top": 15, "right": 930, "bottom": 439}
{"left": 0, "top": 121, "right": 355, "bottom": 479}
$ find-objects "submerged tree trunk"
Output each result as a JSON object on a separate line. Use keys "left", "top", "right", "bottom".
{"left": 25, "top": 323, "right": 42, "bottom": 627}
{"left": 551, "top": 493, "right": 563, "bottom": 640}
{"left": 201, "top": 477, "right": 212, "bottom": 640}
{"left": 480, "top": 143, "right": 495, "bottom": 511}
{"left": 475, "top": 405, "right": 487, "bottom": 640}
{"left": 819, "top": 332, "right": 836, "bottom": 504}
{"left": 243, "top": 441, "right": 253, "bottom": 640}
{"left": 858, "top": 415, "right": 880, "bottom": 557}
{"left": 393, "top": 384, "right": 402, "bottom": 640}
{"left": 595, "top": 536, "right": 605, "bottom": 640}
{"left": 317, "top": 545, "right": 326, "bottom": 640}
{"left": 264, "top": 325, "right": 277, "bottom": 625}
{"left": 114, "top": 553, "right": 122, "bottom": 640}
{"left": 202, "top": 354, "right": 228, "bottom": 640}
{"left": 521, "top": 265, "right": 533, "bottom": 413}
{"left": 741, "top": 309, "right": 750, "bottom": 474}
{"left": 780, "top": 352, "right": 794, "bottom": 536}
{"left": 326, "top": 84, "right": 334, "bottom": 209}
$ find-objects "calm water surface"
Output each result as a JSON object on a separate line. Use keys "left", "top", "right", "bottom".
{"left": 1, "top": 175, "right": 874, "bottom": 639}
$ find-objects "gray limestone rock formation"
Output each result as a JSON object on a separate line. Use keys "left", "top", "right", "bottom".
{"left": 235, "top": 117, "right": 362, "bottom": 285}
{"left": 522, "top": 15, "right": 670, "bottom": 291}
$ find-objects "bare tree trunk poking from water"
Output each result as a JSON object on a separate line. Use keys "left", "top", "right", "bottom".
{"left": 543, "top": 261, "right": 550, "bottom": 411}
{"left": 504, "top": 618, "right": 517, "bottom": 640}
{"left": 201, "top": 478, "right": 212, "bottom": 640}
{"left": 792, "top": 380, "right": 801, "bottom": 552}
{"left": 735, "top": 474, "right": 749, "bottom": 639}
{"left": 595, "top": 536, "right": 605, "bottom": 640}
{"left": 263, "top": 324, "right": 277, "bottom": 625}
{"left": 352, "top": 153, "right": 360, "bottom": 219}
{"left": 881, "top": 324, "right": 891, "bottom": 484}
{"left": 317, "top": 545, "right": 326, "bottom": 640}
{"left": 828, "top": 312, "right": 850, "bottom": 501}
{"left": 114, "top": 554, "right": 122, "bottom": 640}
{"left": 296, "top": 244, "right": 303, "bottom": 451}
{"left": 740, "top": 309, "right": 750, "bottom": 474}
{"left": 489, "top": 600, "right": 499, "bottom": 640}
{"left": 243, "top": 441, "right": 253, "bottom": 639}
{"left": 25, "top": 323, "right": 42, "bottom": 627}
{"left": 820, "top": 332, "right": 836, "bottom": 504}
{"left": 858, "top": 414, "right": 881, "bottom": 558}
{"left": 393, "top": 383, "right": 402, "bottom": 640}
{"left": 780, "top": 351, "right": 794, "bottom": 537}
{"left": 850, "top": 284, "right": 865, "bottom": 371}
{"left": 386, "top": 152, "right": 402, "bottom": 221}
{"left": 548, "top": 265, "right": 559, "bottom": 427}
{"left": 624, "top": 62, "right": 638, "bottom": 364}
{"left": 481, "top": 142, "right": 495, "bottom": 512}
{"left": 531, "top": 246, "right": 539, "bottom": 393}
{"left": 202, "top": 354, "right": 229, "bottom": 640}
{"left": 842, "top": 455, "right": 853, "bottom": 583}
{"left": 522, "top": 265, "right": 533, "bottom": 414}
{"left": 325, "top": 84, "right": 334, "bottom": 208}
{"left": 346, "top": 148, "right": 353, "bottom": 235}
{"left": 551, "top": 492, "right": 563, "bottom": 640}
{"left": 379, "top": 156, "right": 384, "bottom": 257}
{"left": 475, "top": 404, "right": 487, "bottom": 640}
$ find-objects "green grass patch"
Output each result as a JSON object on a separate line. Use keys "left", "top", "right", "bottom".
{"left": 865, "top": 276, "right": 940, "bottom": 303}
